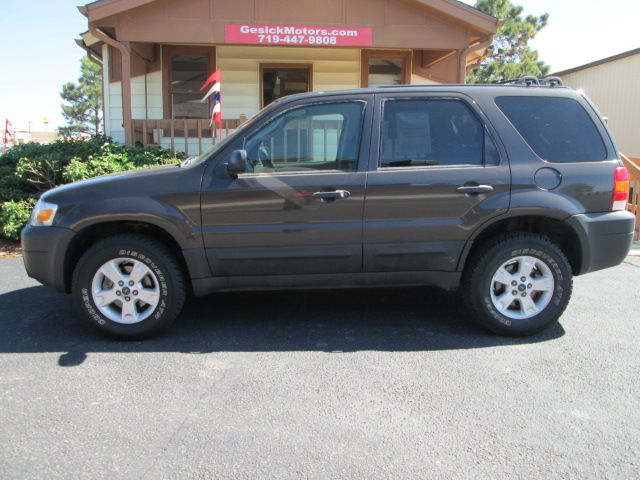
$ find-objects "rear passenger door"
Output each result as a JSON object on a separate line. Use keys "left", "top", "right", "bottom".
{"left": 363, "top": 93, "right": 510, "bottom": 273}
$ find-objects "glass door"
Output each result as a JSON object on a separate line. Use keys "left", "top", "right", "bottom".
{"left": 361, "top": 50, "right": 411, "bottom": 87}
{"left": 260, "top": 64, "right": 312, "bottom": 107}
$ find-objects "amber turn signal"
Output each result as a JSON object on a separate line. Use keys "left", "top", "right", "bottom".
{"left": 30, "top": 200, "right": 58, "bottom": 226}
{"left": 36, "top": 209, "right": 55, "bottom": 223}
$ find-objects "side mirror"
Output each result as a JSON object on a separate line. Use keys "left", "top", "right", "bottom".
{"left": 226, "top": 149, "right": 247, "bottom": 178}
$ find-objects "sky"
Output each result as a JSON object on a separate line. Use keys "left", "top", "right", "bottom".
{"left": 0, "top": 0, "right": 639, "bottom": 131}
{"left": 459, "top": 0, "right": 640, "bottom": 72}
{"left": 0, "top": 1, "right": 86, "bottom": 132}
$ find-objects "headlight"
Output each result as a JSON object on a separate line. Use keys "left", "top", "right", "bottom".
{"left": 30, "top": 200, "right": 58, "bottom": 226}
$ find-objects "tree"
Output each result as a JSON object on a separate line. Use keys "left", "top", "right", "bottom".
{"left": 467, "top": 0, "right": 550, "bottom": 84}
{"left": 59, "top": 57, "right": 103, "bottom": 136}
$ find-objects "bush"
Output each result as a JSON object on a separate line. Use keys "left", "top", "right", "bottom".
{"left": 0, "top": 136, "right": 183, "bottom": 241}
{"left": 0, "top": 163, "right": 28, "bottom": 202}
{"left": 0, "top": 200, "right": 35, "bottom": 241}
{"left": 62, "top": 143, "right": 131, "bottom": 182}
{"left": 15, "top": 155, "right": 65, "bottom": 194}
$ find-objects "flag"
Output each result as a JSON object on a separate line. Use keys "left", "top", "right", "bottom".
{"left": 200, "top": 69, "right": 221, "bottom": 92}
{"left": 200, "top": 69, "right": 222, "bottom": 137}
{"left": 2, "top": 119, "right": 14, "bottom": 154}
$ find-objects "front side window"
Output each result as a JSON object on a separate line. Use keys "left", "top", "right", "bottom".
{"left": 496, "top": 96, "right": 607, "bottom": 162}
{"left": 380, "top": 98, "right": 493, "bottom": 168}
{"left": 243, "top": 101, "right": 365, "bottom": 173}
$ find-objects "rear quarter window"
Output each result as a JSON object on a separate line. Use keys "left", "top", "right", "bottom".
{"left": 496, "top": 96, "right": 607, "bottom": 163}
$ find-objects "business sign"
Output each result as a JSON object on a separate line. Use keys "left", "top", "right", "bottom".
{"left": 225, "top": 24, "right": 373, "bottom": 47}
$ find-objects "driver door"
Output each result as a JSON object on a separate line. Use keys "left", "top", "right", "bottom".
{"left": 200, "top": 96, "right": 372, "bottom": 277}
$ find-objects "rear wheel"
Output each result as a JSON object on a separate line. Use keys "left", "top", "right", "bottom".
{"left": 72, "top": 234, "right": 186, "bottom": 339}
{"left": 463, "top": 233, "right": 573, "bottom": 336}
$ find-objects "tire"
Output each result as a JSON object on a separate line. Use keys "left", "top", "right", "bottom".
{"left": 463, "top": 233, "right": 573, "bottom": 336}
{"left": 71, "top": 234, "right": 186, "bottom": 339}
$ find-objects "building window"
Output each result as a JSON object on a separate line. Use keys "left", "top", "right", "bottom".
{"left": 361, "top": 50, "right": 411, "bottom": 87}
{"left": 162, "top": 45, "right": 216, "bottom": 119}
{"left": 260, "top": 64, "right": 312, "bottom": 108}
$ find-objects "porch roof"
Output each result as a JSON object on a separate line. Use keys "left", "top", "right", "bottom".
{"left": 79, "top": 0, "right": 499, "bottom": 35}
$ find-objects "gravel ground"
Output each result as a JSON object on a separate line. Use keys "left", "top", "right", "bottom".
{"left": 0, "top": 256, "right": 639, "bottom": 479}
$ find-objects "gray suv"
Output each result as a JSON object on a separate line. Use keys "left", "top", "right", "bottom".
{"left": 21, "top": 82, "right": 635, "bottom": 339}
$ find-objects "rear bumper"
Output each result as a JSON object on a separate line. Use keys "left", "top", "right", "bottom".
{"left": 21, "top": 225, "right": 76, "bottom": 293}
{"left": 567, "top": 210, "right": 635, "bottom": 275}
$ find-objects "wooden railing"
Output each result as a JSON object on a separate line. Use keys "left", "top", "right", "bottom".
{"left": 132, "top": 118, "right": 242, "bottom": 156}
{"left": 621, "top": 154, "right": 640, "bottom": 240}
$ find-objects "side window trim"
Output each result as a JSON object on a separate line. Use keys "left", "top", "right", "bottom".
{"left": 376, "top": 96, "right": 500, "bottom": 170}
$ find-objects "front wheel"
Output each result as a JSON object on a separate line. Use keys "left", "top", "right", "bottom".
{"left": 72, "top": 234, "right": 186, "bottom": 339}
{"left": 463, "top": 233, "right": 573, "bottom": 336}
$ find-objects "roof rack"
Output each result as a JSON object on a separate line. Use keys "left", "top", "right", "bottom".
{"left": 540, "top": 76, "right": 564, "bottom": 87}
{"left": 498, "top": 76, "right": 564, "bottom": 87}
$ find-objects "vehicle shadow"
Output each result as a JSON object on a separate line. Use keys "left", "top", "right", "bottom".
{"left": 0, "top": 285, "right": 565, "bottom": 367}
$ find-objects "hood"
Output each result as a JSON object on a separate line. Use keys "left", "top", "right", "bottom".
{"left": 40, "top": 160, "right": 207, "bottom": 231}
{"left": 42, "top": 164, "right": 185, "bottom": 203}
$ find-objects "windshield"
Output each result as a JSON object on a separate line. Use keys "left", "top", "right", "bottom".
{"left": 182, "top": 101, "right": 281, "bottom": 167}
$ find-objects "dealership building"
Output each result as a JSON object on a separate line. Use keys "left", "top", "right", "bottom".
{"left": 78, "top": 0, "right": 499, "bottom": 154}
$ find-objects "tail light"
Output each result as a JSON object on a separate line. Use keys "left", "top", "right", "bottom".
{"left": 612, "top": 166, "right": 630, "bottom": 211}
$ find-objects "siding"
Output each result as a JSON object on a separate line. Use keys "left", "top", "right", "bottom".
{"left": 103, "top": 45, "right": 124, "bottom": 144}
{"left": 558, "top": 53, "right": 640, "bottom": 157}
{"left": 131, "top": 71, "right": 164, "bottom": 121}
{"left": 103, "top": 44, "right": 163, "bottom": 143}
{"left": 103, "top": 44, "right": 446, "bottom": 152}
{"left": 107, "top": 82, "right": 125, "bottom": 144}
{"left": 158, "top": 136, "right": 216, "bottom": 154}
{"left": 410, "top": 73, "right": 438, "bottom": 85}
{"left": 217, "top": 45, "right": 361, "bottom": 119}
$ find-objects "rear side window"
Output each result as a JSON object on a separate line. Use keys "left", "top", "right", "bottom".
{"left": 380, "top": 98, "right": 497, "bottom": 168}
{"left": 496, "top": 96, "right": 607, "bottom": 162}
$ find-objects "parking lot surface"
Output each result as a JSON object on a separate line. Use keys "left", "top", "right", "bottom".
{"left": 1, "top": 256, "right": 639, "bottom": 479}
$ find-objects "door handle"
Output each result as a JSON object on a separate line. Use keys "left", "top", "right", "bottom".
{"left": 312, "top": 190, "right": 351, "bottom": 201}
{"left": 456, "top": 184, "right": 494, "bottom": 194}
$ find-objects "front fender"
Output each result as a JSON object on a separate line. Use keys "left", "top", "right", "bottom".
{"left": 59, "top": 196, "right": 201, "bottom": 250}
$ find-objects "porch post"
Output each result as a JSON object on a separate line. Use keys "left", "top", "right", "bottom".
{"left": 458, "top": 49, "right": 469, "bottom": 84}
{"left": 459, "top": 36, "right": 494, "bottom": 84}
{"left": 120, "top": 42, "right": 133, "bottom": 146}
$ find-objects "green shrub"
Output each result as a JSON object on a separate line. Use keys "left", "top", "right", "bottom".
{"left": 63, "top": 143, "right": 132, "bottom": 182}
{"left": 0, "top": 136, "right": 184, "bottom": 241}
{"left": 0, "top": 164, "right": 28, "bottom": 202}
{"left": 0, "top": 200, "right": 35, "bottom": 241}
{"left": 15, "top": 155, "right": 65, "bottom": 194}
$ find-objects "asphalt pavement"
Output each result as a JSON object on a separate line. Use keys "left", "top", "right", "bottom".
{"left": 1, "top": 256, "right": 639, "bottom": 479}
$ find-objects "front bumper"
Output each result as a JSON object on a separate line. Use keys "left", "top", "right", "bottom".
{"left": 567, "top": 210, "right": 635, "bottom": 275}
{"left": 21, "top": 225, "right": 76, "bottom": 293}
